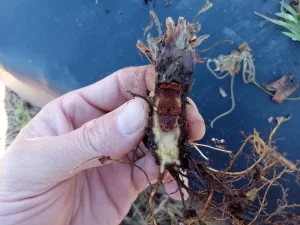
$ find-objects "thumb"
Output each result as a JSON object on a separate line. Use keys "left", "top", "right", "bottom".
{"left": 63, "top": 98, "right": 149, "bottom": 174}
{"left": 3, "top": 98, "right": 149, "bottom": 184}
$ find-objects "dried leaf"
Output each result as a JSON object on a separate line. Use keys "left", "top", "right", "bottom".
{"left": 265, "top": 73, "right": 299, "bottom": 103}
{"left": 219, "top": 87, "right": 227, "bottom": 98}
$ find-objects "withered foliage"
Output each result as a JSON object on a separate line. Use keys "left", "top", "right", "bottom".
{"left": 265, "top": 73, "right": 300, "bottom": 103}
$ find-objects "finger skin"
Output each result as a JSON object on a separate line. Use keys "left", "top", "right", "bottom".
{"left": 186, "top": 98, "right": 205, "bottom": 141}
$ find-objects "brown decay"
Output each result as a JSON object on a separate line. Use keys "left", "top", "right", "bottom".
{"left": 156, "top": 82, "right": 182, "bottom": 131}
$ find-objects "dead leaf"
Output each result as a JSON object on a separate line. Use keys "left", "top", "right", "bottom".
{"left": 265, "top": 73, "right": 299, "bottom": 103}
{"left": 207, "top": 42, "right": 254, "bottom": 78}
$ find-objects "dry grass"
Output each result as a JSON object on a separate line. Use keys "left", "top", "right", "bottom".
{"left": 123, "top": 187, "right": 184, "bottom": 225}
{"left": 3, "top": 87, "right": 40, "bottom": 148}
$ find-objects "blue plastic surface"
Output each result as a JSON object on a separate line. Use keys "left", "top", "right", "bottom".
{"left": 0, "top": 0, "right": 299, "bottom": 213}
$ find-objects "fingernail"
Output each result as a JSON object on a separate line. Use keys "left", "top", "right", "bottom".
{"left": 116, "top": 99, "right": 146, "bottom": 136}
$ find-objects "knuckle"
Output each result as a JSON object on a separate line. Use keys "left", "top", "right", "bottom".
{"left": 60, "top": 92, "right": 79, "bottom": 121}
{"left": 81, "top": 120, "right": 102, "bottom": 153}
{"left": 61, "top": 92, "right": 78, "bottom": 112}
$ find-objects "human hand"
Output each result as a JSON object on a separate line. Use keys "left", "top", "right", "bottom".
{"left": 0, "top": 65, "right": 205, "bottom": 225}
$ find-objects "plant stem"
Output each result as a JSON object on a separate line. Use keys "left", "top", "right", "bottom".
{"left": 211, "top": 75, "right": 235, "bottom": 128}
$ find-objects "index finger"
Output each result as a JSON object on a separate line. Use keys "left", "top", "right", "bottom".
{"left": 79, "top": 65, "right": 156, "bottom": 112}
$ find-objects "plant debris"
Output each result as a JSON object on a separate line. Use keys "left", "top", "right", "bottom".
{"left": 207, "top": 43, "right": 255, "bottom": 128}
{"left": 255, "top": 1, "right": 300, "bottom": 41}
{"left": 189, "top": 115, "right": 300, "bottom": 225}
{"left": 207, "top": 43, "right": 300, "bottom": 127}
{"left": 219, "top": 87, "right": 227, "bottom": 98}
{"left": 265, "top": 73, "right": 300, "bottom": 103}
{"left": 124, "top": 186, "right": 184, "bottom": 225}
{"left": 72, "top": 115, "right": 300, "bottom": 225}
